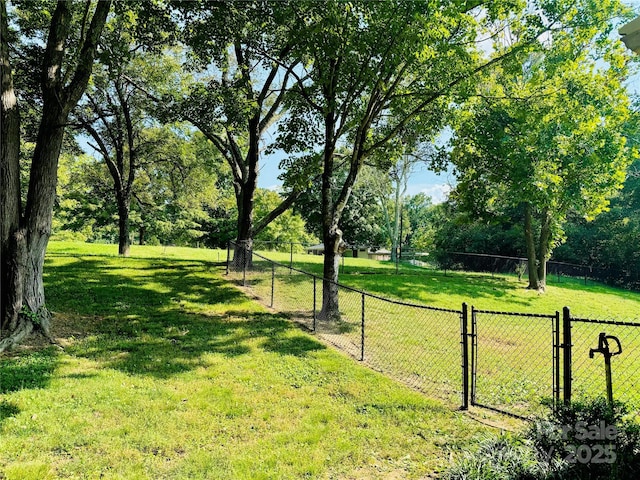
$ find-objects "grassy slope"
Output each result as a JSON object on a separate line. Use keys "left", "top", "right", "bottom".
{"left": 0, "top": 242, "right": 489, "bottom": 479}
{"left": 260, "top": 250, "right": 640, "bottom": 319}
{"left": 252, "top": 250, "right": 640, "bottom": 416}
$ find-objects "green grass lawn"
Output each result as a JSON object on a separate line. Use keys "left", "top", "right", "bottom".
{"left": 258, "top": 249, "right": 640, "bottom": 319}
{"left": 246, "top": 250, "right": 640, "bottom": 416}
{"left": 0, "top": 242, "right": 491, "bottom": 479}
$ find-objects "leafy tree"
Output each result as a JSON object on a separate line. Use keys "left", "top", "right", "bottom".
{"left": 405, "top": 193, "right": 437, "bottom": 253}
{"left": 293, "top": 165, "right": 386, "bottom": 248}
{"left": 164, "top": 1, "right": 304, "bottom": 268}
{"left": 554, "top": 154, "right": 640, "bottom": 287}
{"left": 448, "top": 1, "right": 635, "bottom": 290}
{"left": 279, "top": 0, "right": 567, "bottom": 319}
{"left": 73, "top": 6, "right": 186, "bottom": 256}
{"left": 1, "top": 0, "right": 110, "bottom": 350}
{"left": 253, "top": 189, "right": 318, "bottom": 248}
{"left": 130, "top": 128, "right": 224, "bottom": 246}
{"left": 56, "top": 127, "right": 224, "bottom": 247}
{"left": 365, "top": 140, "right": 432, "bottom": 261}
{"left": 53, "top": 152, "right": 118, "bottom": 243}
{"left": 430, "top": 200, "right": 527, "bottom": 269}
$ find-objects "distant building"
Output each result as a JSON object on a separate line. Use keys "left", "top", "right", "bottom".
{"left": 368, "top": 248, "right": 391, "bottom": 261}
{"left": 344, "top": 246, "right": 369, "bottom": 258}
{"left": 306, "top": 244, "right": 393, "bottom": 261}
{"left": 306, "top": 243, "right": 325, "bottom": 255}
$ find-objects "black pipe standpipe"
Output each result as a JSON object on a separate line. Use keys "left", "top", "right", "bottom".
{"left": 589, "top": 332, "right": 622, "bottom": 409}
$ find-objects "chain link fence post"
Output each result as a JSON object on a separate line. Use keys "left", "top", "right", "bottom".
{"left": 270, "top": 263, "right": 275, "bottom": 308}
{"left": 361, "top": 292, "right": 365, "bottom": 361}
{"left": 470, "top": 306, "right": 477, "bottom": 406}
{"left": 553, "top": 310, "right": 561, "bottom": 410}
{"left": 563, "top": 306, "right": 572, "bottom": 405}
{"left": 461, "top": 302, "right": 469, "bottom": 410}
{"left": 225, "top": 240, "right": 231, "bottom": 275}
{"left": 313, "top": 276, "right": 317, "bottom": 332}
{"left": 242, "top": 243, "right": 248, "bottom": 287}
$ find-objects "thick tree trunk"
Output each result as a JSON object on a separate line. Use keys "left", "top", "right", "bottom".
{"left": 232, "top": 182, "right": 256, "bottom": 270}
{"left": 1, "top": 229, "right": 26, "bottom": 335}
{"left": 232, "top": 121, "right": 259, "bottom": 270}
{"left": 318, "top": 106, "right": 342, "bottom": 320}
{"left": 1, "top": 110, "right": 67, "bottom": 350}
{"left": 117, "top": 195, "right": 131, "bottom": 256}
{"left": 0, "top": 235, "right": 34, "bottom": 351}
{"left": 233, "top": 183, "right": 254, "bottom": 264}
{"left": 1, "top": 0, "right": 22, "bottom": 333}
{"left": 20, "top": 107, "right": 69, "bottom": 339}
{"left": 319, "top": 229, "right": 342, "bottom": 321}
{"left": 0, "top": 0, "right": 110, "bottom": 350}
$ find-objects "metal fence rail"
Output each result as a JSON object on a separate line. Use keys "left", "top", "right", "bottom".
{"left": 227, "top": 241, "right": 640, "bottom": 417}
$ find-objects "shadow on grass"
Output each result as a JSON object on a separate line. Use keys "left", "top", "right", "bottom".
{"left": 44, "top": 256, "right": 326, "bottom": 378}
{"left": 261, "top": 334, "right": 325, "bottom": 357}
{"left": 0, "top": 348, "right": 59, "bottom": 394}
{"left": 0, "top": 348, "right": 59, "bottom": 424}
{"left": 264, "top": 265, "right": 533, "bottom": 308}
{"left": 0, "top": 400, "right": 20, "bottom": 425}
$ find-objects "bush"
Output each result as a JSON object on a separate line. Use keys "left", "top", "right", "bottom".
{"left": 445, "top": 435, "right": 548, "bottom": 480}
{"left": 445, "top": 398, "right": 640, "bottom": 480}
{"left": 49, "top": 229, "right": 88, "bottom": 242}
{"left": 146, "top": 235, "right": 161, "bottom": 246}
{"left": 527, "top": 398, "right": 640, "bottom": 480}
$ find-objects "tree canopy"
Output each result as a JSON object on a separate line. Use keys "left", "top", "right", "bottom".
{"left": 447, "top": 0, "right": 635, "bottom": 289}
{"left": 2, "top": 0, "right": 639, "bottom": 350}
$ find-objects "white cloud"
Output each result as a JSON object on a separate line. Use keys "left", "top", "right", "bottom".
{"left": 406, "top": 183, "right": 452, "bottom": 204}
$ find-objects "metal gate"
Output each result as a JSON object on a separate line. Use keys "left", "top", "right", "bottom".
{"left": 470, "top": 308, "right": 560, "bottom": 418}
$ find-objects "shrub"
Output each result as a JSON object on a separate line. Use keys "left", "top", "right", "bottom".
{"left": 445, "top": 435, "right": 547, "bottom": 480}
{"left": 526, "top": 398, "right": 640, "bottom": 480}
{"left": 445, "top": 398, "right": 640, "bottom": 480}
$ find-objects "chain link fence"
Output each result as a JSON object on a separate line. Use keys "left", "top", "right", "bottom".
{"left": 570, "top": 316, "right": 640, "bottom": 410}
{"left": 437, "top": 251, "right": 640, "bottom": 290}
{"left": 227, "top": 242, "right": 465, "bottom": 407}
{"left": 227, "top": 242, "right": 640, "bottom": 417}
{"left": 360, "top": 295, "right": 463, "bottom": 405}
{"left": 471, "top": 309, "right": 559, "bottom": 418}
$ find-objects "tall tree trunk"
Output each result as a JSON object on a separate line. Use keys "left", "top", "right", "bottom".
{"left": 233, "top": 195, "right": 254, "bottom": 271}
{"left": 1, "top": 0, "right": 22, "bottom": 333}
{"left": 232, "top": 121, "right": 259, "bottom": 270}
{"left": 319, "top": 228, "right": 342, "bottom": 321}
{"left": 318, "top": 106, "right": 341, "bottom": 320}
{"left": 232, "top": 182, "right": 255, "bottom": 269}
{"left": 1, "top": 104, "right": 69, "bottom": 350}
{"left": 390, "top": 179, "right": 402, "bottom": 263}
{"left": 117, "top": 194, "right": 131, "bottom": 256}
{"left": 20, "top": 105, "right": 70, "bottom": 337}
{"left": 0, "top": 0, "right": 110, "bottom": 351}
{"left": 524, "top": 202, "right": 541, "bottom": 290}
